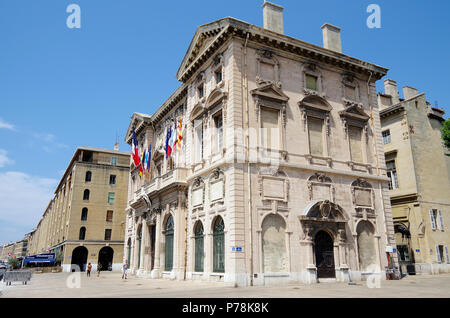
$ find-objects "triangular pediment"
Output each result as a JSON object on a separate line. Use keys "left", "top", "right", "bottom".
{"left": 125, "top": 113, "right": 152, "bottom": 145}
{"left": 251, "top": 83, "right": 289, "bottom": 102}
{"left": 339, "top": 105, "right": 369, "bottom": 121}
{"left": 176, "top": 19, "right": 228, "bottom": 81}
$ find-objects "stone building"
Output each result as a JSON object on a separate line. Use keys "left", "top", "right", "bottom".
{"left": 28, "top": 147, "right": 130, "bottom": 272}
{"left": 124, "top": 2, "right": 396, "bottom": 286}
{"left": 379, "top": 80, "right": 450, "bottom": 274}
{"left": 0, "top": 237, "right": 28, "bottom": 261}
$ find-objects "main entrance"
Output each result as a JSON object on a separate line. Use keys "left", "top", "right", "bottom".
{"left": 314, "top": 231, "right": 335, "bottom": 278}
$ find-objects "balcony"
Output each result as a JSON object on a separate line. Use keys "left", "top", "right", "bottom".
{"left": 143, "top": 168, "right": 188, "bottom": 196}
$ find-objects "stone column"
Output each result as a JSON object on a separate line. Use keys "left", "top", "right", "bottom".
{"left": 151, "top": 212, "right": 161, "bottom": 278}
{"left": 140, "top": 219, "right": 148, "bottom": 273}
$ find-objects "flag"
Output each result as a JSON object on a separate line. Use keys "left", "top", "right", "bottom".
{"left": 146, "top": 145, "right": 151, "bottom": 172}
{"left": 165, "top": 126, "right": 172, "bottom": 158}
{"left": 169, "top": 121, "right": 177, "bottom": 154}
{"left": 132, "top": 125, "right": 140, "bottom": 166}
{"left": 173, "top": 119, "right": 183, "bottom": 150}
{"left": 139, "top": 149, "right": 146, "bottom": 177}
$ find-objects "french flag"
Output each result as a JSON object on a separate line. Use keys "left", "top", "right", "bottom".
{"left": 132, "top": 125, "right": 140, "bottom": 166}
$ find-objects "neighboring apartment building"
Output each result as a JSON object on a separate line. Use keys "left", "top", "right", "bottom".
{"left": 28, "top": 147, "right": 130, "bottom": 272}
{"left": 379, "top": 79, "right": 450, "bottom": 274}
{"left": 0, "top": 237, "right": 29, "bottom": 261}
{"left": 124, "top": 2, "right": 396, "bottom": 286}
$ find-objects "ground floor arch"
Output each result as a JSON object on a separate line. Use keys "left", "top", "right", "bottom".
{"left": 98, "top": 246, "right": 114, "bottom": 271}
{"left": 356, "top": 220, "right": 378, "bottom": 272}
{"left": 71, "top": 246, "right": 88, "bottom": 272}
{"left": 262, "top": 214, "right": 287, "bottom": 273}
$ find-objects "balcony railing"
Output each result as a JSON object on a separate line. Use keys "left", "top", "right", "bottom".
{"left": 144, "top": 168, "right": 188, "bottom": 195}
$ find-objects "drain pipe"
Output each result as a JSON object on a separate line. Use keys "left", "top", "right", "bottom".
{"left": 243, "top": 32, "right": 254, "bottom": 286}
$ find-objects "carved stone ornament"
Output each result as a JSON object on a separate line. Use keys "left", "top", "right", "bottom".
{"left": 319, "top": 201, "right": 332, "bottom": 218}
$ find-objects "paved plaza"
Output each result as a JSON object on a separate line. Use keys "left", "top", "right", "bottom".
{"left": 1, "top": 272, "right": 450, "bottom": 298}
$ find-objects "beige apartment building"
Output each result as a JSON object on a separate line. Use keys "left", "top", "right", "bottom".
{"left": 379, "top": 80, "right": 450, "bottom": 274}
{"left": 28, "top": 147, "right": 130, "bottom": 272}
{"left": 0, "top": 237, "right": 29, "bottom": 261}
{"left": 124, "top": 2, "right": 397, "bottom": 286}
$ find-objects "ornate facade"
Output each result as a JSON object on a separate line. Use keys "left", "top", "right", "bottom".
{"left": 124, "top": 2, "right": 396, "bottom": 286}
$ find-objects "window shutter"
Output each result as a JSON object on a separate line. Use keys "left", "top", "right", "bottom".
{"left": 430, "top": 209, "right": 437, "bottom": 230}
{"left": 445, "top": 246, "right": 450, "bottom": 263}
{"left": 436, "top": 245, "right": 442, "bottom": 263}
{"left": 438, "top": 210, "right": 444, "bottom": 231}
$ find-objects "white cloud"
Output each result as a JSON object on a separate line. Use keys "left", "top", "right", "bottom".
{"left": 0, "top": 118, "right": 14, "bottom": 130}
{"left": 0, "top": 171, "right": 57, "bottom": 244}
{"left": 0, "top": 149, "right": 14, "bottom": 168}
{"left": 32, "top": 132, "right": 68, "bottom": 151}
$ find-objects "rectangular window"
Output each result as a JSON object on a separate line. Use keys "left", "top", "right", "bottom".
{"left": 261, "top": 107, "right": 279, "bottom": 150}
{"left": 436, "top": 245, "right": 444, "bottom": 263}
{"left": 110, "top": 157, "right": 117, "bottom": 166}
{"left": 198, "top": 85, "right": 204, "bottom": 99}
{"left": 386, "top": 160, "right": 399, "bottom": 190}
{"left": 438, "top": 210, "right": 444, "bottom": 231}
{"left": 305, "top": 74, "right": 318, "bottom": 91}
{"left": 382, "top": 130, "right": 391, "bottom": 145}
{"left": 106, "top": 210, "right": 113, "bottom": 222}
{"left": 215, "top": 68, "right": 222, "bottom": 84}
{"left": 104, "top": 229, "right": 112, "bottom": 241}
{"left": 344, "top": 84, "right": 356, "bottom": 100}
{"left": 430, "top": 209, "right": 438, "bottom": 230}
{"left": 213, "top": 113, "right": 223, "bottom": 153}
{"left": 349, "top": 125, "right": 363, "bottom": 163}
{"left": 109, "top": 175, "right": 116, "bottom": 186}
{"left": 108, "top": 192, "right": 115, "bottom": 205}
{"left": 308, "top": 117, "right": 323, "bottom": 156}
{"left": 194, "top": 120, "right": 203, "bottom": 163}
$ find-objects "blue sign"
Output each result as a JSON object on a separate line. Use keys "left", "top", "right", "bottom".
{"left": 416, "top": 249, "right": 420, "bottom": 253}
{"left": 24, "top": 253, "right": 56, "bottom": 264}
{"left": 232, "top": 247, "right": 243, "bottom": 252}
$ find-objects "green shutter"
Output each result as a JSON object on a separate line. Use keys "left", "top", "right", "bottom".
{"left": 165, "top": 217, "right": 174, "bottom": 271}
{"left": 213, "top": 218, "right": 225, "bottom": 273}
{"left": 194, "top": 223, "right": 204, "bottom": 272}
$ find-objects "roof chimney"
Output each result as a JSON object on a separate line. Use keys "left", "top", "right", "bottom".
{"left": 402, "top": 86, "right": 419, "bottom": 100}
{"left": 262, "top": 1, "right": 284, "bottom": 34}
{"left": 321, "top": 23, "right": 342, "bottom": 53}
{"left": 114, "top": 142, "right": 119, "bottom": 151}
{"left": 384, "top": 79, "right": 400, "bottom": 104}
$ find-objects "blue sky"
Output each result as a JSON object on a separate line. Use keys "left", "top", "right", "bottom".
{"left": 0, "top": 0, "right": 449, "bottom": 245}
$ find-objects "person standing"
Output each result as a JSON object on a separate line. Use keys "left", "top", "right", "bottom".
{"left": 87, "top": 262, "right": 92, "bottom": 277}
{"left": 122, "top": 260, "right": 128, "bottom": 279}
{"left": 97, "top": 262, "right": 102, "bottom": 277}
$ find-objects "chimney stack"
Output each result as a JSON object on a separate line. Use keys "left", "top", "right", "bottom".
{"left": 384, "top": 79, "right": 400, "bottom": 104}
{"left": 402, "top": 86, "right": 419, "bottom": 100}
{"left": 262, "top": 1, "right": 284, "bottom": 34}
{"left": 321, "top": 23, "right": 342, "bottom": 53}
{"left": 114, "top": 142, "right": 119, "bottom": 151}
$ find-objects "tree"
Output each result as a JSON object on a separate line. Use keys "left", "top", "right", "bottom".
{"left": 8, "top": 257, "right": 20, "bottom": 270}
{"left": 442, "top": 119, "right": 450, "bottom": 154}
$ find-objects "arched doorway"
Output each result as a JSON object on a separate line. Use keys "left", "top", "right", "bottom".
{"left": 164, "top": 216, "right": 174, "bottom": 271}
{"left": 314, "top": 231, "right": 335, "bottom": 278}
{"left": 136, "top": 225, "right": 142, "bottom": 269}
{"left": 262, "top": 214, "right": 287, "bottom": 273}
{"left": 71, "top": 246, "right": 88, "bottom": 272}
{"left": 98, "top": 246, "right": 114, "bottom": 271}
{"left": 194, "top": 221, "right": 204, "bottom": 272}
{"left": 213, "top": 217, "right": 225, "bottom": 273}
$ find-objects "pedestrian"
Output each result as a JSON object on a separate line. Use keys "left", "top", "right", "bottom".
{"left": 122, "top": 260, "right": 128, "bottom": 279}
{"left": 87, "top": 262, "right": 92, "bottom": 277}
{"left": 97, "top": 262, "right": 102, "bottom": 277}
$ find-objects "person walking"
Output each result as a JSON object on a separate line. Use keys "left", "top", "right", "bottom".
{"left": 122, "top": 260, "right": 128, "bottom": 279}
{"left": 87, "top": 262, "right": 92, "bottom": 277}
{"left": 97, "top": 262, "right": 102, "bottom": 277}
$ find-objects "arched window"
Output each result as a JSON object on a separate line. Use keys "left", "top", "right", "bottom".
{"left": 83, "top": 189, "right": 90, "bottom": 201}
{"left": 85, "top": 171, "right": 92, "bottom": 182}
{"left": 79, "top": 227, "right": 86, "bottom": 240}
{"left": 194, "top": 222, "right": 204, "bottom": 272}
{"left": 212, "top": 217, "right": 225, "bottom": 273}
{"left": 81, "top": 208, "right": 88, "bottom": 221}
{"left": 262, "top": 214, "right": 287, "bottom": 273}
{"left": 164, "top": 216, "right": 174, "bottom": 271}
